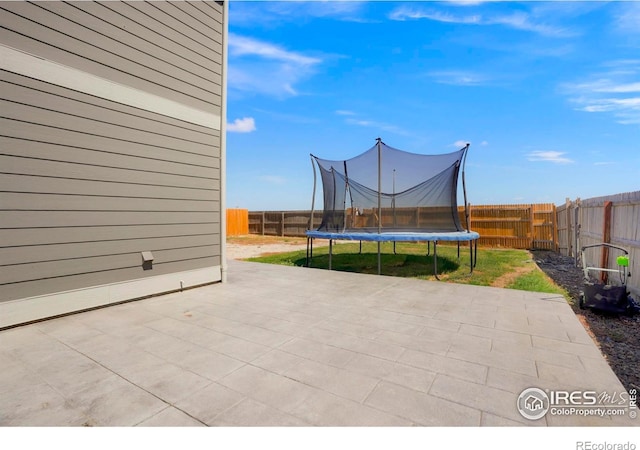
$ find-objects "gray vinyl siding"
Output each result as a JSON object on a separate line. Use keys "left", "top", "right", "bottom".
{"left": 0, "top": 1, "right": 222, "bottom": 114}
{"left": 0, "top": 1, "right": 224, "bottom": 304}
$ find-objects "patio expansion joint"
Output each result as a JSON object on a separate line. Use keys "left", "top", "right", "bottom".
{"left": 357, "top": 379, "right": 428, "bottom": 424}
{"left": 368, "top": 379, "right": 483, "bottom": 426}
{"left": 284, "top": 328, "right": 406, "bottom": 365}
{"left": 133, "top": 404, "right": 209, "bottom": 427}
{"left": 162, "top": 314, "right": 297, "bottom": 355}
{"left": 181, "top": 382, "right": 253, "bottom": 427}
{"left": 217, "top": 362, "right": 362, "bottom": 425}
{"left": 426, "top": 373, "right": 529, "bottom": 425}
{"left": 361, "top": 379, "right": 383, "bottom": 407}
{"left": 244, "top": 348, "right": 415, "bottom": 410}
{"left": 37, "top": 333, "right": 212, "bottom": 426}
{"left": 400, "top": 351, "right": 490, "bottom": 386}
{"left": 200, "top": 302, "right": 326, "bottom": 333}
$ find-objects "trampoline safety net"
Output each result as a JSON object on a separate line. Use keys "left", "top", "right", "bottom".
{"left": 309, "top": 139, "right": 471, "bottom": 234}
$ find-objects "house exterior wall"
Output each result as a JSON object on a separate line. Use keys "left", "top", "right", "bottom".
{"left": 0, "top": 1, "right": 227, "bottom": 328}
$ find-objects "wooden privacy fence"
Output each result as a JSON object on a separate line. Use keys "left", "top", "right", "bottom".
{"left": 246, "top": 203, "right": 558, "bottom": 250}
{"left": 466, "top": 203, "right": 557, "bottom": 250}
{"left": 226, "top": 208, "right": 248, "bottom": 236}
{"left": 248, "top": 210, "right": 322, "bottom": 237}
{"left": 558, "top": 191, "right": 640, "bottom": 297}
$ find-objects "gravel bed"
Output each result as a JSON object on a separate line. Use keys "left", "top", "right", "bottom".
{"left": 532, "top": 250, "right": 639, "bottom": 392}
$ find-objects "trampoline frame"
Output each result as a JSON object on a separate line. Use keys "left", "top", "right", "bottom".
{"left": 305, "top": 231, "right": 479, "bottom": 279}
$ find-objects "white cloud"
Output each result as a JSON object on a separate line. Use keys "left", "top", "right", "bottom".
{"left": 563, "top": 61, "right": 640, "bottom": 125}
{"left": 390, "top": 8, "right": 480, "bottom": 24}
{"left": 445, "top": 0, "right": 487, "bottom": 6}
{"left": 494, "top": 12, "right": 574, "bottom": 37}
{"left": 389, "top": 6, "right": 574, "bottom": 37}
{"left": 453, "top": 140, "right": 470, "bottom": 148}
{"left": 336, "top": 110, "right": 356, "bottom": 116}
{"left": 480, "top": 141, "right": 489, "bottom": 146}
{"left": 227, "top": 117, "right": 256, "bottom": 133}
{"left": 580, "top": 97, "right": 640, "bottom": 113}
{"left": 428, "top": 70, "right": 490, "bottom": 86}
{"left": 228, "top": 34, "right": 322, "bottom": 98}
{"left": 230, "top": 2, "right": 369, "bottom": 26}
{"left": 252, "top": 108, "right": 319, "bottom": 125}
{"left": 344, "top": 117, "right": 412, "bottom": 137}
{"left": 259, "top": 175, "right": 286, "bottom": 185}
{"left": 614, "top": 2, "right": 640, "bottom": 34}
{"left": 229, "top": 34, "right": 320, "bottom": 66}
{"left": 527, "top": 151, "right": 574, "bottom": 164}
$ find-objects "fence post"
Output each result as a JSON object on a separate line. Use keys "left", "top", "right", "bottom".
{"left": 565, "top": 198, "right": 572, "bottom": 257}
{"left": 281, "top": 211, "right": 285, "bottom": 237}
{"left": 529, "top": 204, "right": 534, "bottom": 249}
{"left": 574, "top": 198, "right": 581, "bottom": 266}
{"left": 261, "top": 211, "right": 265, "bottom": 235}
{"left": 600, "top": 201, "right": 613, "bottom": 283}
{"left": 552, "top": 203, "right": 559, "bottom": 252}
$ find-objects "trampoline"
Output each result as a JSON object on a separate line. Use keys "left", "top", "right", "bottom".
{"left": 305, "top": 138, "right": 479, "bottom": 278}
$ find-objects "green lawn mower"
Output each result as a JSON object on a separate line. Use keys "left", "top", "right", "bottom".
{"left": 578, "top": 243, "right": 639, "bottom": 315}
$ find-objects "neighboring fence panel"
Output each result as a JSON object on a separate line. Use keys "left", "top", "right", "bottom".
{"left": 465, "top": 203, "right": 556, "bottom": 250}
{"left": 249, "top": 210, "right": 322, "bottom": 236}
{"left": 227, "top": 209, "right": 248, "bottom": 236}
{"left": 556, "top": 198, "right": 580, "bottom": 260}
{"left": 248, "top": 204, "right": 557, "bottom": 250}
{"left": 562, "top": 191, "right": 640, "bottom": 297}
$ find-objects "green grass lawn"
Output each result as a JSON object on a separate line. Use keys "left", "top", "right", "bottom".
{"left": 245, "top": 241, "right": 568, "bottom": 295}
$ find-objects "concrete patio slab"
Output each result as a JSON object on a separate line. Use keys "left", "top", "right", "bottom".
{"left": 0, "top": 260, "right": 636, "bottom": 426}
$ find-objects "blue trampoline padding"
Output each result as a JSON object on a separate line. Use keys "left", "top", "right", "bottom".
{"left": 306, "top": 230, "right": 480, "bottom": 242}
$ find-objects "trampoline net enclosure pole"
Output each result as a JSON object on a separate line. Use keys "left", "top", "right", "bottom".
{"left": 377, "top": 138, "right": 382, "bottom": 274}
{"left": 309, "top": 155, "right": 317, "bottom": 232}
{"left": 461, "top": 143, "right": 471, "bottom": 232}
{"left": 307, "top": 155, "right": 317, "bottom": 267}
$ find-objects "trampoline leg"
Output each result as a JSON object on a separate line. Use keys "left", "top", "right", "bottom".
{"left": 329, "top": 239, "right": 333, "bottom": 271}
{"left": 306, "top": 237, "right": 310, "bottom": 267}
{"left": 359, "top": 240, "right": 362, "bottom": 254}
{"left": 426, "top": 241, "right": 431, "bottom": 256}
{"left": 377, "top": 242, "right": 381, "bottom": 275}
{"left": 393, "top": 241, "right": 397, "bottom": 255}
{"left": 457, "top": 242, "right": 460, "bottom": 260}
{"left": 468, "top": 239, "right": 478, "bottom": 275}
{"left": 473, "top": 239, "right": 478, "bottom": 268}
{"left": 433, "top": 241, "right": 440, "bottom": 281}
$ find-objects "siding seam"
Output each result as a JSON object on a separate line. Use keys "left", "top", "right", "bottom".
{"left": 0, "top": 135, "right": 218, "bottom": 169}
{"left": 0, "top": 44, "right": 220, "bottom": 128}
{"left": 1, "top": 153, "right": 217, "bottom": 180}
{"left": 1, "top": 116, "right": 218, "bottom": 159}
{"left": 0, "top": 255, "right": 220, "bottom": 286}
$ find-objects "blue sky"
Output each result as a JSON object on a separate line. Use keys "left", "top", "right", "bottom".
{"left": 225, "top": 1, "right": 640, "bottom": 211}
